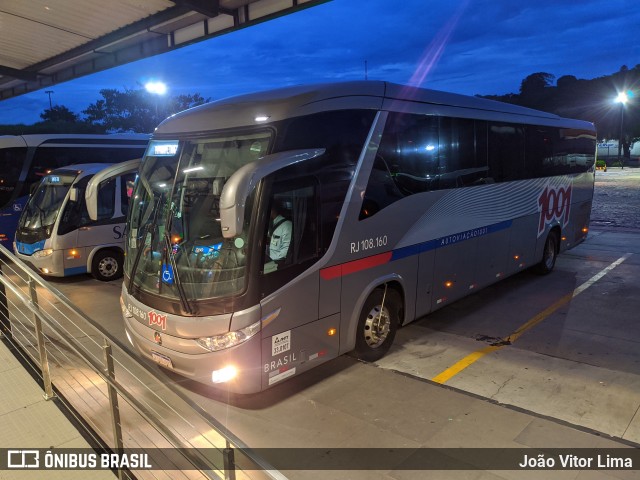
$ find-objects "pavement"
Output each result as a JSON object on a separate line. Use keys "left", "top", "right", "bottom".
{"left": 0, "top": 223, "right": 639, "bottom": 479}
{"left": 0, "top": 335, "right": 114, "bottom": 480}
{"left": 1, "top": 301, "right": 639, "bottom": 480}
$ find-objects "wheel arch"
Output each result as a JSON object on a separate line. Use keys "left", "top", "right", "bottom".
{"left": 87, "top": 244, "right": 124, "bottom": 274}
{"left": 341, "top": 274, "right": 406, "bottom": 355}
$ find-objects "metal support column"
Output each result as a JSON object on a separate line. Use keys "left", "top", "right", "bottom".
{"left": 0, "top": 256, "right": 11, "bottom": 339}
{"left": 223, "top": 440, "right": 236, "bottom": 480}
{"left": 103, "top": 339, "right": 124, "bottom": 480}
{"left": 29, "top": 278, "right": 56, "bottom": 400}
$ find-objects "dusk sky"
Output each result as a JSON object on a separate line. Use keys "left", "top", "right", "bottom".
{"left": 1, "top": 0, "right": 639, "bottom": 125}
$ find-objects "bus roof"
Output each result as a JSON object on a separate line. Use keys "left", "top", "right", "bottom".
{"left": 50, "top": 163, "right": 117, "bottom": 177}
{"left": 0, "top": 133, "right": 150, "bottom": 148}
{"left": 154, "top": 81, "right": 595, "bottom": 136}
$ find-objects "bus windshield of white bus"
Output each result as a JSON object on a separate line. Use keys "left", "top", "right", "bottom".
{"left": 125, "top": 132, "right": 272, "bottom": 303}
{"left": 19, "top": 171, "right": 78, "bottom": 232}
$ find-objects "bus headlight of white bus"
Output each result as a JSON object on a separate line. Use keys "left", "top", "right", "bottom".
{"left": 33, "top": 248, "right": 54, "bottom": 258}
{"left": 196, "top": 320, "right": 261, "bottom": 352}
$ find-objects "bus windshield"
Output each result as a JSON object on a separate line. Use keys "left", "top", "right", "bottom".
{"left": 125, "top": 132, "right": 271, "bottom": 303}
{"left": 19, "top": 172, "right": 78, "bottom": 233}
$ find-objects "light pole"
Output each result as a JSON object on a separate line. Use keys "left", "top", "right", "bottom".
{"left": 615, "top": 91, "right": 632, "bottom": 169}
{"left": 45, "top": 90, "right": 54, "bottom": 109}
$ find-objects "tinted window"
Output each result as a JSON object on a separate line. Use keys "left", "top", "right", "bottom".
{"left": 438, "top": 117, "right": 490, "bottom": 188}
{"left": 120, "top": 172, "right": 137, "bottom": 217}
{"left": 361, "top": 113, "right": 489, "bottom": 218}
{"left": 58, "top": 175, "right": 93, "bottom": 235}
{"left": 263, "top": 179, "right": 318, "bottom": 275}
{"left": 96, "top": 177, "right": 116, "bottom": 220}
{"left": 488, "top": 123, "right": 525, "bottom": 182}
{"left": 0, "top": 147, "right": 26, "bottom": 207}
{"left": 276, "top": 110, "right": 375, "bottom": 249}
{"left": 525, "top": 127, "right": 596, "bottom": 177}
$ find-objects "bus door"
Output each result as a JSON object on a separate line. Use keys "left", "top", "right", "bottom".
{"left": 257, "top": 175, "right": 341, "bottom": 389}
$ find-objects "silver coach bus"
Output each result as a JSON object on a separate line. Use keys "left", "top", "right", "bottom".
{"left": 120, "top": 81, "right": 596, "bottom": 393}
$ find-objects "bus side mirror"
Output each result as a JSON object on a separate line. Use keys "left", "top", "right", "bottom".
{"left": 219, "top": 149, "right": 325, "bottom": 238}
{"left": 69, "top": 187, "right": 78, "bottom": 202}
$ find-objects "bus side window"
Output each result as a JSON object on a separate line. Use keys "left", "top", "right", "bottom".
{"left": 120, "top": 172, "right": 137, "bottom": 217}
{"left": 58, "top": 189, "right": 91, "bottom": 235}
{"left": 97, "top": 178, "right": 116, "bottom": 220}
{"left": 438, "top": 117, "right": 490, "bottom": 188}
{"left": 488, "top": 123, "right": 525, "bottom": 182}
{"left": 263, "top": 180, "right": 318, "bottom": 275}
{"left": 360, "top": 112, "right": 439, "bottom": 219}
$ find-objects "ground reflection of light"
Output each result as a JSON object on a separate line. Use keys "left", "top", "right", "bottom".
{"left": 408, "top": 0, "right": 471, "bottom": 88}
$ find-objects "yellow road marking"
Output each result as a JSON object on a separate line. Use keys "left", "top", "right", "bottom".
{"left": 431, "top": 253, "right": 632, "bottom": 385}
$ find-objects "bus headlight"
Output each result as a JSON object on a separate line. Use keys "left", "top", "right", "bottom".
{"left": 211, "top": 366, "right": 238, "bottom": 383}
{"left": 33, "top": 248, "right": 54, "bottom": 258}
{"left": 196, "top": 320, "right": 261, "bottom": 352}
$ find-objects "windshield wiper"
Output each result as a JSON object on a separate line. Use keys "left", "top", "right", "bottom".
{"left": 28, "top": 202, "right": 46, "bottom": 229}
{"left": 127, "top": 193, "right": 163, "bottom": 293}
{"left": 127, "top": 222, "right": 150, "bottom": 293}
{"left": 163, "top": 231, "right": 192, "bottom": 315}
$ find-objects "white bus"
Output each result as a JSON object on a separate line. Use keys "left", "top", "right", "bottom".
{"left": 0, "top": 133, "right": 148, "bottom": 248}
{"left": 120, "top": 81, "right": 596, "bottom": 393}
{"left": 14, "top": 160, "right": 139, "bottom": 281}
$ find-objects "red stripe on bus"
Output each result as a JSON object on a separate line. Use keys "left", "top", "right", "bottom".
{"left": 320, "top": 252, "right": 393, "bottom": 280}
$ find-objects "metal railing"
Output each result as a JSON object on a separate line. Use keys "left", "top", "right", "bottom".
{"left": 0, "top": 245, "right": 286, "bottom": 480}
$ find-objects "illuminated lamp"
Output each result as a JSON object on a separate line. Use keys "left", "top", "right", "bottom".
{"left": 211, "top": 366, "right": 238, "bottom": 384}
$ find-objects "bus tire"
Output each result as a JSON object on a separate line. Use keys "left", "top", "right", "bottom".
{"left": 92, "top": 249, "right": 123, "bottom": 282}
{"left": 533, "top": 230, "right": 558, "bottom": 275}
{"left": 353, "top": 287, "right": 401, "bottom": 362}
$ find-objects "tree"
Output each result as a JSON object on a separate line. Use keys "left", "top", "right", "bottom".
{"left": 40, "top": 105, "right": 79, "bottom": 123}
{"left": 519, "top": 72, "right": 555, "bottom": 107}
{"left": 83, "top": 87, "right": 210, "bottom": 133}
{"left": 172, "top": 93, "right": 210, "bottom": 113}
{"left": 556, "top": 75, "right": 577, "bottom": 90}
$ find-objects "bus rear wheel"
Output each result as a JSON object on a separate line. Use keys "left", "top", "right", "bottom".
{"left": 92, "top": 250, "right": 123, "bottom": 282}
{"left": 534, "top": 231, "right": 558, "bottom": 275}
{"left": 354, "top": 287, "right": 401, "bottom": 362}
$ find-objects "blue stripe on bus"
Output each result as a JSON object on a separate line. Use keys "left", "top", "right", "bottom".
{"left": 64, "top": 266, "right": 88, "bottom": 276}
{"left": 15, "top": 240, "right": 46, "bottom": 255}
{"left": 390, "top": 220, "right": 512, "bottom": 262}
{"left": 321, "top": 220, "right": 513, "bottom": 280}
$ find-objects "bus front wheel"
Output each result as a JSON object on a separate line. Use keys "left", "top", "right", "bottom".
{"left": 92, "top": 250, "right": 124, "bottom": 282}
{"left": 534, "top": 231, "right": 558, "bottom": 275}
{"left": 353, "top": 287, "right": 401, "bottom": 362}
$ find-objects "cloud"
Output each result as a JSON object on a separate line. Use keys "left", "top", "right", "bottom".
{"left": 1, "top": 0, "right": 640, "bottom": 124}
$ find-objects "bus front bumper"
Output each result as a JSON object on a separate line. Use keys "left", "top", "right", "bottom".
{"left": 122, "top": 309, "right": 263, "bottom": 394}
{"left": 13, "top": 245, "right": 66, "bottom": 277}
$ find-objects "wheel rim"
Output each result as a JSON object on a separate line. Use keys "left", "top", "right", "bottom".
{"left": 363, "top": 304, "right": 391, "bottom": 348}
{"left": 98, "top": 256, "right": 119, "bottom": 278}
{"left": 543, "top": 237, "right": 556, "bottom": 269}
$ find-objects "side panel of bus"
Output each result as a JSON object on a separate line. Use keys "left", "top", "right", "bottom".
{"left": 320, "top": 106, "right": 594, "bottom": 355}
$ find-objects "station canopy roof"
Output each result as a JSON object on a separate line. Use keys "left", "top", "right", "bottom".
{"left": 0, "top": 0, "right": 326, "bottom": 101}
